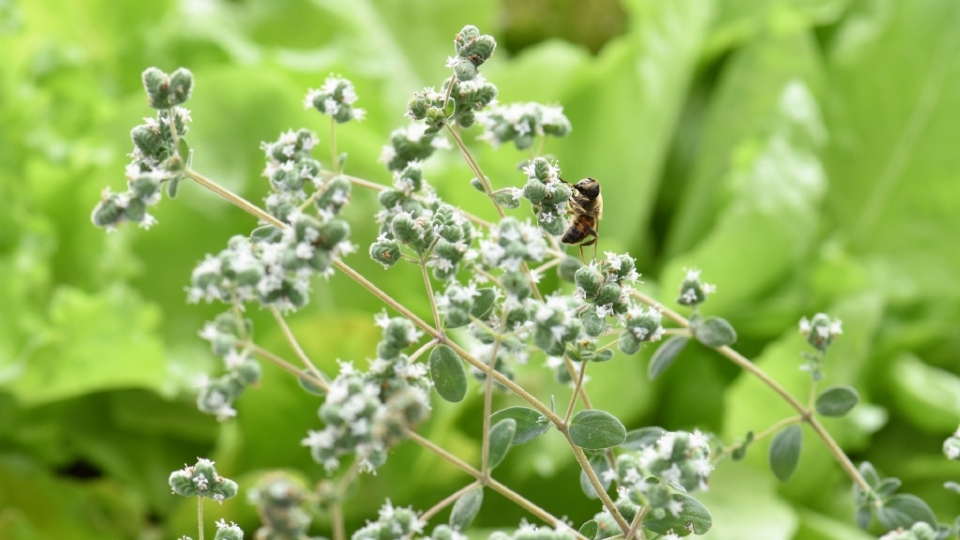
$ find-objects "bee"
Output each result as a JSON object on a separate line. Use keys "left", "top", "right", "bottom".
{"left": 561, "top": 177, "right": 602, "bottom": 261}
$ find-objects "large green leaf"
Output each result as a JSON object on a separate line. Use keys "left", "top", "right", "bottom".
{"left": 4, "top": 285, "right": 167, "bottom": 405}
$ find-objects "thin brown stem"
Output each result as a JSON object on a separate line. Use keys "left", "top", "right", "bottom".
{"left": 242, "top": 341, "right": 327, "bottom": 390}
{"left": 270, "top": 306, "right": 326, "bottom": 385}
{"left": 563, "top": 360, "right": 588, "bottom": 425}
{"left": 630, "top": 289, "right": 871, "bottom": 493}
{"left": 331, "top": 502, "right": 346, "bottom": 540}
{"left": 419, "top": 481, "right": 481, "bottom": 524}
{"left": 184, "top": 169, "right": 285, "bottom": 228}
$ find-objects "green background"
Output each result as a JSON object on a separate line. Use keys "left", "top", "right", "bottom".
{"left": 2, "top": 0, "right": 960, "bottom": 538}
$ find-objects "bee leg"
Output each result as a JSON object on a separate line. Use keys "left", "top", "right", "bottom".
{"left": 579, "top": 229, "right": 599, "bottom": 262}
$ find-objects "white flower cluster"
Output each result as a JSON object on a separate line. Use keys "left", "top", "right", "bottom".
{"left": 477, "top": 102, "right": 572, "bottom": 150}
{"left": 304, "top": 75, "right": 366, "bottom": 123}
{"left": 302, "top": 313, "right": 432, "bottom": 473}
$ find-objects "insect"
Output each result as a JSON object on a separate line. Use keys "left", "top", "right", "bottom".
{"left": 561, "top": 177, "right": 602, "bottom": 262}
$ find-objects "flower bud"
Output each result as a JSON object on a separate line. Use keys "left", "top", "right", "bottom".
{"left": 581, "top": 310, "right": 605, "bottom": 337}
{"left": 575, "top": 267, "right": 602, "bottom": 297}
{"left": 129, "top": 173, "right": 162, "bottom": 199}
{"left": 390, "top": 213, "right": 421, "bottom": 244}
{"left": 502, "top": 271, "right": 531, "bottom": 300}
{"left": 91, "top": 196, "right": 123, "bottom": 227}
{"left": 454, "top": 59, "right": 478, "bottom": 81}
{"left": 798, "top": 313, "right": 842, "bottom": 352}
{"left": 213, "top": 521, "right": 243, "bottom": 540}
{"left": 618, "top": 331, "right": 641, "bottom": 355}
{"left": 124, "top": 198, "right": 147, "bottom": 222}
{"left": 316, "top": 219, "right": 350, "bottom": 249}
{"left": 595, "top": 282, "right": 621, "bottom": 306}
{"left": 131, "top": 124, "right": 165, "bottom": 159}
{"left": 523, "top": 179, "right": 549, "bottom": 204}
{"left": 369, "top": 239, "right": 401, "bottom": 268}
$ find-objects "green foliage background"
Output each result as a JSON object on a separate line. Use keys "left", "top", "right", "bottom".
{"left": 1, "top": 0, "right": 959, "bottom": 538}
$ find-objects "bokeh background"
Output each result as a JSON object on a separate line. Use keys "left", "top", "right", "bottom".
{"left": 2, "top": 0, "right": 960, "bottom": 538}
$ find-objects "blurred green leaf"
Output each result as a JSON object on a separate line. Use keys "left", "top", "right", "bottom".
{"left": 889, "top": 354, "right": 960, "bottom": 433}
{"left": 491, "top": 406, "right": 550, "bottom": 445}
{"left": 876, "top": 494, "right": 937, "bottom": 531}
{"left": 648, "top": 335, "right": 688, "bottom": 379}
{"left": 5, "top": 285, "right": 166, "bottom": 405}
{"left": 816, "top": 385, "right": 860, "bottom": 417}
{"left": 642, "top": 492, "right": 712, "bottom": 536}
{"left": 487, "top": 418, "right": 516, "bottom": 470}
{"left": 769, "top": 425, "right": 802, "bottom": 482}
{"left": 449, "top": 486, "right": 483, "bottom": 531}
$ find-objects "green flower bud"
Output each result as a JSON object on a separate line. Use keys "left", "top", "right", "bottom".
{"left": 595, "top": 282, "right": 621, "bottom": 306}
{"left": 129, "top": 173, "right": 161, "bottom": 199}
{"left": 506, "top": 306, "right": 528, "bottom": 328}
{"left": 308, "top": 249, "right": 333, "bottom": 273}
{"left": 130, "top": 124, "right": 165, "bottom": 159}
{"left": 557, "top": 257, "right": 582, "bottom": 283}
{"left": 168, "top": 68, "right": 194, "bottom": 106}
{"left": 445, "top": 307, "right": 470, "bottom": 329}
{"left": 390, "top": 213, "right": 421, "bottom": 244}
{"left": 369, "top": 239, "right": 401, "bottom": 268}
{"left": 378, "top": 188, "right": 406, "bottom": 209}
{"left": 211, "top": 334, "right": 235, "bottom": 357}
{"left": 408, "top": 95, "right": 430, "bottom": 120}
{"left": 575, "top": 267, "right": 602, "bottom": 296}
{"left": 385, "top": 318, "right": 417, "bottom": 349}
{"left": 548, "top": 183, "right": 573, "bottom": 205}
{"left": 454, "top": 59, "right": 478, "bottom": 81}
{"left": 124, "top": 198, "right": 147, "bottom": 222}
{"left": 619, "top": 331, "right": 641, "bottom": 355}
{"left": 538, "top": 212, "right": 566, "bottom": 236}
{"left": 581, "top": 310, "right": 605, "bottom": 337}
{"left": 502, "top": 271, "right": 531, "bottom": 300}
{"left": 168, "top": 469, "right": 198, "bottom": 496}
{"left": 234, "top": 359, "right": 261, "bottom": 385}
{"left": 492, "top": 190, "right": 521, "bottom": 209}
{"left": 523, "top": 179, "right": 549, "bottom": 204}
{"left": 316, "top": 219, "right": 350, "bottom": 249}
{"left": 213, "top": 521, "right": 243, "bottom": 540}
{"left": 91, "top": 196, "right": 123, "bottom": 227}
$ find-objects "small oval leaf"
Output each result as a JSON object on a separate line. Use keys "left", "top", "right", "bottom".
{"left": 769, "top": 425, "right": 803, "bottom": 482}
{"left": 642, "top": 493, "right": 712, "bottom": 536}
{"left": 620, "top": 427, "right": 667, "bottom": 451}
{"left": 816, "top": 385, "right": 860, "bottom": 417}
{"left": 429, "top": 345, "right": 468, "bottom": 402}
{"left": 876, "top": 494, "right": 937, "bottom": 530}
{"left": 648, "top": 336, "right": 689, "bottom": 379}
{"left": 449, "top": 487, "right": 484, "bottom": 531}
{"left": 875, "top": 477, "right": 902, "bottom": 497}
{"left": 693, "top": 316, "right": 737, "bottom": 347}
{"left": 470, "top": 288, "right": 496, "bottom": 319}
{"left": 569, "top": 410, "right": 626, "bottom": 449}
{"left": 578, "top": 520, "right": 598, "bottom": 540}
{"left": 491, "top": 407, "right": 549, "bottom": 445}
{"left": 579, "top": 454, "right": 612, "bottom": 499}
{"left": 488, "top": 419, "right": 516, "bottom": 469}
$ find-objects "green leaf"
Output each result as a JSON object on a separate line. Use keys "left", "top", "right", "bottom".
{"left": 620, "top": 426, "right": 667, "bottom": 451}
{"left": 470, "top": 288, "right": 496, "bottom": 319}
{"left": 769, "top": 425, "right": 803, "bottom": 482}
{"left": 579, "top": 454, "right": 612, "bottom": 499}
{"left": 642, "top": 493, "right": 712, "bottom": 536}
{"left": 648, "top": 336, "right": 689, "bottom": 379}
{"left": 816, "top": 385, "right": 860, "bottom": 417}
{"left": 6, "top": 285, "right": 167, "bottom": 405}
{"left": 693, "top": 316, "right": 737, "bottom": 347}
{"left": 487, "top": 419, "right": 516, "bottom": 470}
{"left": 490, "top": 407, "right": 550, "bottom": 445}
{"left": 876, "top": 494, "right": 937, "bottom": 531}
{"left": 449, "top": 486, "right": 483, "bottom": 531}
{"left": 875, "top": 477, "right": 902, "bottom": 498}
{"left": 890, "top": 354, "right": 960, "bottom": 431}
{"left": 568, "top": 410, "right": 626, "bottom": 449}
{"left": 429, "top": 345, "right": 468, "bottom": 403}
{"left": 578, "top": 520, "right": 599, "bottom": 539}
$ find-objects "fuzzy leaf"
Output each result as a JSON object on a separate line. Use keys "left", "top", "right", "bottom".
{"left": 648, "top": 336, "right": 689, "bottom": 379}
{"left": 578, "top": 520, "right": 599, "bottom": 539}
{"left": 568, "top": 410, "right": 626, "bottom": 449}
{"left": 487, "top": 419, "right": 516, "bottom": 469}
{"left": 769, "top": 425, "right": 803, "bottom": 482}
{"left": 816, "top": 385, "right": 860, "bottom": 417}
{"left": 876, "top": 494, "right": 937, "bottom": 531}
{"left": 449, "top": 487, "right": 483, "bottom": 531}
{"left": 620, "top": 427, "right": 667, "bottom": 451}
{"left": 490, "top": 407, "right": 549, "bottom": 445}
{"left": 642, "top": 493, "right": 712, "bottom": 536}
{"left": 693, "top": 316, "right": 737, "bottom": 347}
{"left": 470, "top": 288, "right": 496, "bottom": 319}
{"left": 429, "top": 345, "right": 468, "bottom": 402}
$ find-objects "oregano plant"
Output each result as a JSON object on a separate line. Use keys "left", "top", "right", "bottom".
{"left": 91, "top": 25, "right": 960, "bottom": 540}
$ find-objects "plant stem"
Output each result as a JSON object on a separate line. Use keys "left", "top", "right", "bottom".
{"left": 184, "top": 169, "right": 286, "bottom": 228}
{"left": 419, "top": 481, "right": 481, "bottom": 523}
{"left": 330, "top": 116, "right": 339, "bottom": 175}
{"left": 331, "top": 502, "right": 346, "bottom": 540}
{"left": 419, "top": 254, "right": 444, "bottom": 333}
{"left": 563, "top": 360, "right": 588, "bottom": 425}
{"left": 481, "top": 307, "right": 511, "bottom": 474}
{"left": 625, "top": 505, "right": 649, "bottom": 540}
{"left": 242, "top": 341, "right": 327, "bottom": 391}
{"left": 405, "top": 430, "right": 584, "bottom": 538}
{"left": 445, "top": 125, "right": 504, "bottom": 218}
{"left": 270, "top": 306, "right": 327, "bottom": 385}
{"left": 562, "top": 432, "right": 631, "bottom": 533}
{"left": 197, "top": 497, "right": 204, "bottom": 540}
{"left": 630, "top": 289, "right": 871, "bottom": 493}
